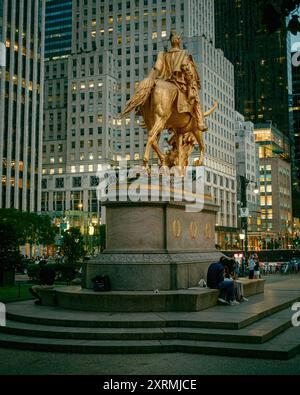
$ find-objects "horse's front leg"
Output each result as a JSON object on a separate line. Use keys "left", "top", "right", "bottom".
{"left": 143, "top": 118, "right": 166, "bottom": 167}
{"left": 152, "top": 137, "right": 166, "bottom": 166}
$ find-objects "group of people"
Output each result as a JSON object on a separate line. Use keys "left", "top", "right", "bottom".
{"left": 207, "top": 256, "right": 250, "bottom": 306}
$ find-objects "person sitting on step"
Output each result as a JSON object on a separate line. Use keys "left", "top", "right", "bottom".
{"left": 206, "top": 257, "right": 240, "bottom": 306}
{"left": 29, "top": 260, "right": 56, "bottom": 305}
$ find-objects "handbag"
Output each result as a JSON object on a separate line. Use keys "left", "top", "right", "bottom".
{"left": 92, "top": 274, "right": 111, "bottom": 292}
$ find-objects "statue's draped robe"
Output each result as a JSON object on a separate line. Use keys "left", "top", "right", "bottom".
{"left": 154, "top": 48, "right": 200, "bottom": 114}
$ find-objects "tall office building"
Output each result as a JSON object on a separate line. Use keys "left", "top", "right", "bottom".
{"left": 42, "top": 0, "right": 237, "bottom": 245}
{"left": 0, "top": 0, "right": 3, "bottom": 42}
{"left": 215, "top": 0, "right": 292, "bottom": 137}
{"left": 0, "top": 0, "right": 45, "bottom": 211}
{"left": 235, "top": 112, "right": 260, "bottom": 249}
{"left": 45, "top": 0, "right": 72, "bottom": 60}
{"left": 0, "top": 0, "right": 4, "bottom": 66}
{"left": 254, "top": 122, "right": 293, "bottom": 248}
{"left": 291, "top": 51, "right": 300, "bottom": 217}
{"left": 42, "top": 0, "right": 73, "bottom": 219}
{"left": 184, "top": 35, "right": 237, "bottom": 247}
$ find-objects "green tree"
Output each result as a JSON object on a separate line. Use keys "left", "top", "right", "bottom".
{"left": 0, "top": 209, "right": 58, "bottom": 248}
{"left": 60, "top": 227, "right": 85, "bottom": 266}
{"left": 0, "top": 222, "right": 21, "bottom": 271}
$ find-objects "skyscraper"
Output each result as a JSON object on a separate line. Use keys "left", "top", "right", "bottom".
{"left": 42, "top": 0, "right": 73, "bottom": 215}
{"left": 45, "top": 0, "right": 72, "bottom": 60}
{"left": 215, "top": 0, "right": 292, "bottom": 137}
{"left": 235, "top": 112, "right": 260, "bottom": 249}
{"left": 291, "top": 50, "right": 300, "bottom": 217}
{"left": 0, "top": 0, "right": 45, "bottom": 211}
{"left": 0, "top": 0, "right": 4, "bottom": 66}
{"left": 254, "top": 122, "right": 292, "bottom": 248}
{"left": 0, "top": 0, "right": 3, "bottom": 42}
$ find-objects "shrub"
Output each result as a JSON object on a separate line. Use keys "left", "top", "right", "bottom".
{"left": 27, "top": 263, "right": 79, "bottom": 283}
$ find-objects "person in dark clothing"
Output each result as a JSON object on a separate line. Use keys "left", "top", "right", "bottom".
{"left": 207, "top": 257, "right": 239, "bottom": 305}
{"left": 29, "top": 260, "right": 56, "bottom": 305}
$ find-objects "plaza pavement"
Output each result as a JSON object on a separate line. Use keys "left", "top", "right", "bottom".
{"left": 0, "top": 274, "right": 299, "bottom": 375}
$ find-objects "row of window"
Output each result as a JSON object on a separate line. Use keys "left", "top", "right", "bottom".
{"left": 42, "top": 175, "right": 100, "bottom": 190}
{"left": 206, "top": 172, "right": 235, "bottom": 190}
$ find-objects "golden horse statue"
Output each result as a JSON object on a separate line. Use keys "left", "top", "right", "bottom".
{"left": 121, "top": 78, "right": 217, "bottom": 170}
{"left": 121, "top": 34, "right": 217, "bottom": 171}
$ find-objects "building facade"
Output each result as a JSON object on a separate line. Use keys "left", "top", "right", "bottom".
{"left": 291, "top": 50, "right": 300, "bottom": 218}
{"left": 45, "top": 0, "right": 72, "bottom": 60}
{"left": 0, "top": 0, "right": 45, "bottom": 211}
{"left": 42, "top": 0, "right": 237, "bottom": 245}
{"left": 214, "top": 0, "right": 292, "bottom": 137}
{"left": 185, "top": 35, "right": 237, "bottom": 248}
{"left": 235, "top": 112, "right": 260, "bottom": 249}
{"left": 255, "top": 122, "right": 293, "bottom": 249}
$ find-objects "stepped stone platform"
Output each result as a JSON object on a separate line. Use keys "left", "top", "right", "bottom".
{"left": 0, "top": 278, "right": 300, "bottom": 359}
{"left": 38, "top": 278, "right": 265, "bottom": 312}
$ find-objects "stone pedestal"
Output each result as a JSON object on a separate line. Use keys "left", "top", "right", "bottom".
{"left": 84, "top": 198, "right": 222, "bottom": 291}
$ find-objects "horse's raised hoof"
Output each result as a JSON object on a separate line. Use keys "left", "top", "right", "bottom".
{"left": 193, "top": 159, "right": 203, "bottom": 167}
{"left": 143, "top": 158, "right": 151, "bottom": 174}
{"left": 199, "top": 123, "right": 208, "bottom": 132}
{"left": 159, "top": 165, "right": 170, "bottom": 176}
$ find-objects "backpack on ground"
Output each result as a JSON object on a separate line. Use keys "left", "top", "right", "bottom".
{"left": 92, "top": 274, "right": 111, "bottom": 292}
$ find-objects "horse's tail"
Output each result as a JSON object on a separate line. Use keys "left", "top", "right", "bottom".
{"left": 120, "top": 78, "right": 156, "bottom": 118}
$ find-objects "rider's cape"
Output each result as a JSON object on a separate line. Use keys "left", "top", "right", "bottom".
{"left": 155, "top": 49, "right": 196, "bottom": 113}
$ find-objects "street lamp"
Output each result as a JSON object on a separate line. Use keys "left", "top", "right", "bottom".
{"left": 88, "top": 224, "right": 95, "bottom": 255}
{"left": 240, "top": 176, "right": 259, "bottom": 264}
{"left": 239, "top": 232, "right": 245, "bottom": 244}
{"left": 88, "top": 224, "right": 94, "bottom": 236}
{"left": 253, "top": 184, "right": 259, "bottom": 195}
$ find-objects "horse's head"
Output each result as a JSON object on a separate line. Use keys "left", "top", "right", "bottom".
{"left": 204, "top": 101, "right": 218, "bottom": 118}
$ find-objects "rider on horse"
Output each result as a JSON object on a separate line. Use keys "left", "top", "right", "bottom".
{"left": 120, "top": 32, "right": 217, "bottom": 170}
{"left": 148, "top": 32, "right": 208, "bottom": 132}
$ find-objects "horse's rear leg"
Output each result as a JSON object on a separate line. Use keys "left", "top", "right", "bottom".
{"left": 152, "top": 136, "right": 166, "bottom": 166}
{"left": 143, "top": 118, "right": 166, "bottom": 167}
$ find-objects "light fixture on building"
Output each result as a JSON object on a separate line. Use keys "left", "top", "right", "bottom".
{"left": 88, "top": 224, "right": 94, "bottom": 236}
{"left": 239, "top": 233, "right": 245, "bottom": 241}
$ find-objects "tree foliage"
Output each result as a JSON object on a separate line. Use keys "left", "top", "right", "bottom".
{"left": 60, "top": 227, "right": 85, "bottom": 266}
{"left": 0, "top": 222, "right": 21, "bottom": 271}
{"left": 0, "top": 209, "right": 58, "bottom": 247}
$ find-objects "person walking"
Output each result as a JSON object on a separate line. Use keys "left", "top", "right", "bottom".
{"left": 248, "top": 254, "right": 255, "bottom": 279}
{"left": 254, "top": 255, "right": 260, "bottom": 279}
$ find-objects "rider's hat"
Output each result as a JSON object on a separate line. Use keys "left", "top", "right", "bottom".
{"left": 169, "top": 31, "right": 181, "bottom": 42}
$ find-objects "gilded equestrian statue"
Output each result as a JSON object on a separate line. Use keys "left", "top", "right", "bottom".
{"left": 121, "top": 33, "right": 217, "bottom": 171}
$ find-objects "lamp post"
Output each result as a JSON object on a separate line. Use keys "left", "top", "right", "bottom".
{"left": 239, "top": 232, "right": 245, "bottom": 250}
{"left": 239, "top": 232, "right": 246, "bottom": 276}
{"left": 88, "top": 224, "right": 94, "bottom": 255}
{"left": 240, "top": 176, "right": 259, "bottom": 265}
